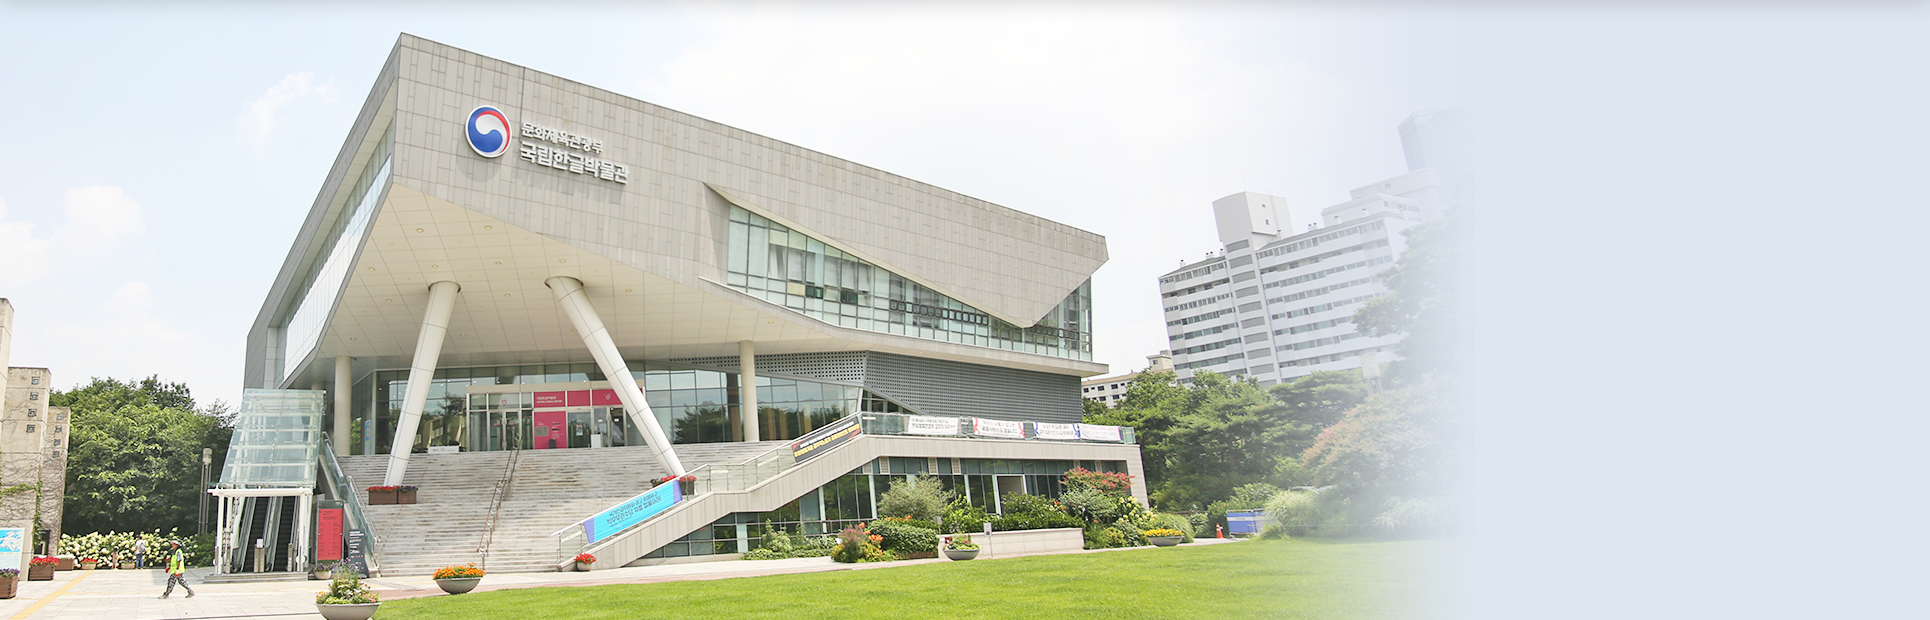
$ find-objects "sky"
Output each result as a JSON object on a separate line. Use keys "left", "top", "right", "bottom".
{"left": 4, "top": 3, "right": 1929, "bottom": 618}
{"left": 0, "top": 3, "right": 1466, "bottom": 407}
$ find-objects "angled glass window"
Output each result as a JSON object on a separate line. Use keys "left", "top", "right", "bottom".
{"left": 724, "top": 205, "right": 1092, "bottom": 360}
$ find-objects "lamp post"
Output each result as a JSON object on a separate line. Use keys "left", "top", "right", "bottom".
{"left": 199, "top": 448, "right": 212, "bottom": 535}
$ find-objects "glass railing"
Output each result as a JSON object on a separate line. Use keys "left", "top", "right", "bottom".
{"left": 550, "top": 413, "right": 1135, "bottom": 563}
{"left": 319, "top": 433, "right": 379, "bottom": 576}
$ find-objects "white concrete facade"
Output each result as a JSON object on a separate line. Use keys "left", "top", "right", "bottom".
{"left": 1157, "top": 114, "right": 1453, "bottom": 385}
{"left": 1081, "top": 350, "right": 1172, "bottom": 407}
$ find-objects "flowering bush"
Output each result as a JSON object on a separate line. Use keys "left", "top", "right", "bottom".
{"left": 831, "top": 526, "right": 890, "bottom": 563}
{"left": 574, "top": 553, "right": 596, "bottom": 564}
{"left": 317, "top": 566, "right": 379, "bottom": 605}
{"left": 432, "top": 564, "right": 485, "bottom": 579}
{"left": 0, "top": 569, "right": 16, "bottom": 578}
{"left": 944, "top": 535, "right": 979, "bottom": 551}
{"left": 28, "top": 557, "right": 58, "bottom": 566}
{"left": 396, "top": 485, "right": 419, "bottom": 492}
{"left": 1063, "top": 467, "right": 1134, "bottom": 496}
{"left": 59, "top": 530, "right": 211, "bottom": 566}
{"left": 365, "top": 486, "right": 399, "bottom": 493}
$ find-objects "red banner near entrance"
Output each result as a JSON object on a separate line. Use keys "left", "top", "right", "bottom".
{"left": 534, "top": 392, "right": 566, "bottom": 407}
{"left": 592, "top": 389, "right": 621, "bottom": 406}
{"left": 566, "top": 390, "right": 591, "bottom": 407}
{"left": 317, "top": 509, "right": 343, "bottom": 561}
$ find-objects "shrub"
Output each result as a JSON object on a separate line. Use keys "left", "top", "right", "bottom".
{"left": 1372, "top": 496, "right": 1451, "bottom": 537}
{"left": 875, "top": 475, "right": 955, "bottom": 523}
{"left": 742, "top": 548, "right": 786, "bottom": 560}
{"left": 1107, "top": 521, "right": 1147, "bottom": 547}
{"left": 1057, "top": 487, "right": 1119, "bottom": 524}
{"left": 992, "top": 494, "right": 1082, "bottom": 531}
{"left": 1152, "top": 514, "right": 1195, "bottom": 543}
{"left": 791, "top": 536, "right": 838, "bottom": 557}
{"left": 869, "top": 518, "right": 937, "bottom": 553}
{"left": 757, "top": 521, "right": 794, "bottom": 555}
{"left": 941, "top": 500, "right": 992, "bottom": 534}
{"left": 1263, "top": 490, "right": 1326, "bottom": 531}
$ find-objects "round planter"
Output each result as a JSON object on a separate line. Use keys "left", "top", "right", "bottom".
{"left": 312, "top": 569, "right": 333, "bottom": 581}
{"left": 119, "top": 562, "right": 136, "bottom": 570}
{"left": 943, "top": 548, "right": 980, "bottom": 561}
{"left": 435, "top": 577, "right": 482, "bottom": 595}
{"left": 78, "top": 562, "right": 98, "bottom": 571}
{"left": 316, "top": 603, "right": 382, "bottom": 620}
{"left": 1149, "top": 536, "right": 1183, "bottom": 547}
{"left": 575, "top": 561, "right": 592, "bottom": 572}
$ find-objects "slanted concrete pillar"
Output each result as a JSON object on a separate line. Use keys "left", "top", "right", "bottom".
{"left": 383, "top": 281, "right": 460, "bottom": 486}
{"left": 739, "top": 340, "right": 760, "bottom": 443}
{"left": 334, "top": 356, "right": 352, "bottom": 456}
{"left": 545, "top": 276, "right": 685, "bottom": 476}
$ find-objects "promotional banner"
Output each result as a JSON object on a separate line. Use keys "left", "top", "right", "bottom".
{"left": 971, "top": 417, "right": 1025, "bottom": 439}
{"left": 1034, "top": 422, "right": 1079, "bottom": 441}
{"left": 0, "top": 528, "right": 21, "bottom": 572}
{"left": 904, "top": 415, "right": 961, "bottom": 436}
{"left": 316, "top": 509, "right": 344, "bottom": 562}
{"left": 1076, "top": 423, "right": 1123, "bottom": 442}
{"left": 582, "top": 481, "right": 682, "bottom": 544}
{"left": 534, "top": 391, "right": 567, "bottom": 408}
{"left": 592, "top": 389, "right": 622, "bottom": 406}
{"left": 792, "top": 416, "right": 862, "bottom": 462}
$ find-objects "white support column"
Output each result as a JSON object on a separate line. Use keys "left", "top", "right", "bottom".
{"left": 383, "top": 280, "right": 460, "bottom": 486}
{"left": 295, "top": 492, "right": 312, "bottom": 573}
{"left": 334, "top": 356, "right": 352, "bottom": 456}
{"left": 545, "top": 276, "right": 685, "bottom": 476}
{"left": 738, "top": 340, "right": 760, "bottom": 443}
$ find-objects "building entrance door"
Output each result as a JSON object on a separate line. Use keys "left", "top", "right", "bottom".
{"left": 567, "top": 411, "right": 593, "bottom": 448}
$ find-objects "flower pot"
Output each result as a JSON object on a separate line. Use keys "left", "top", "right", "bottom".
{"left": 56, "top": 556, "right": 75, "bottom": 571}
{"left": 576, "top": 561, "right": 592, "bottom": 572}
{"left": 679, "top": 480, "right": 695, "bottom": 496}
{"left": 78, "top": 561, "right": 98, "bottom": 571}
{"left": 1149, "top": 536, "right": 1183, "bottom": 547}
{"left": 316, "top": 603, "right": 382, "bottom": 620}
{"left": 944, "top": 549, "right": 980, "bottom": 561}
{"left": 27, "top": 565, "right": 53, "bottom": 581}
{"left": 313, "top": 568, "right": 333, "bottom": 580}
{"left": 368, "top": 490, "right": 396, "bottom": 505}
{"left": 435, "top": 577, "right": 482, "bottom": 595}
{"left": 0, "top": 576, "right": 16, "bottom": 599}
{"left": 119, "top": 562, "right": 137, "bottom": 570}
{"left": 397, "top": 489, "right": 418, "bottom": 504}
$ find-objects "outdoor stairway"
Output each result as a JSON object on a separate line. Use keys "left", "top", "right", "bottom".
{"left": 336, "top": 443, "right": 785, "bottom": 576}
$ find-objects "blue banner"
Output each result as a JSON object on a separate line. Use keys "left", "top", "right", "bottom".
{"left": 582, "top": 481, "right": 682, "bottom": 544}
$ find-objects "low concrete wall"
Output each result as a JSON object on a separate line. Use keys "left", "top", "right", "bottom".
{"left": 961, "top": 528, "right": 1084, "bottom": 559}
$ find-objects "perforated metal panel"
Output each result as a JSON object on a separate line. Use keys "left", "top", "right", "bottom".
{"left": 861, "top": 352, "right": 1082, "bottom": 424}
{"left": 668, "top": 351, "right": 868, "bottom": 384}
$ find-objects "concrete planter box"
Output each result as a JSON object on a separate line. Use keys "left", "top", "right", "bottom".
{"left": 435, "top": 577, "right": 482, "bottom": 595}
{"left": 316, "top": 603, "right": 381, "bottom": 620}
{"left": 974, "top": 528, "right": 1084, "bottom": 559}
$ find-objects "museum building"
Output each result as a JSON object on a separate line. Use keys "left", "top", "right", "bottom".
{"left": 211, "top": 34, "right": 1142, "bottom": 577}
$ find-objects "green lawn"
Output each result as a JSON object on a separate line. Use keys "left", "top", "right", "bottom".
{"left": 376, "top": 538, "right": 1442, "bottom": 619}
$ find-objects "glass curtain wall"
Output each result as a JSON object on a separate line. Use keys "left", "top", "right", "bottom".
{"left": 643, "top": 459, "right": 1129, "bottom": 560}
{"left": 361, "top": 364, "right": 879, "bottom": 454}
{"left": 723, "top": 206, "right": 1093, "bottom": 361}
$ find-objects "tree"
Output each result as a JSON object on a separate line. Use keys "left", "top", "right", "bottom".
{"left": 52, "top": 377, "right": 234, "bottom": 535}
{"left": 1300, "top": 381, "right": 1451, "bottom": 501}
{"left": 1353, "top": 216, "right": 1460, "bottom": 381}
{"left": 875, "top": 475, "right": 954, "bottom": 522}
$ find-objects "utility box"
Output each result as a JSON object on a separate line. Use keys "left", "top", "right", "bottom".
{"left": 1227, "top": 510, "right": 1265, "bottom": 535}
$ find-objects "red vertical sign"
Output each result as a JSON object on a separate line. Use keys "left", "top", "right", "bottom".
{"left": 317, "top": 509, "right": 343, "bottom": 561}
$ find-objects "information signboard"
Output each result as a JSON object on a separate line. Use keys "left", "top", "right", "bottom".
{"left": 1034, "top": 422, "right": 1079, "bottom": 441}
{"left": 905, "top": 415, "right": 961, "bottom": 436}
{"left": 1076, "top": 424, "right": 1123, "bottom": 442}
{"left": 0, "top": 528, "right": 21, "bottom": 572}
{"left": 972, "top": 418, "right": 1025, "bottom": 439}
{"left": 342, "top": 528, "right": 370, "bottom": 577}
{"left": 316, "top": 509, "right": 344, "bottom": 562}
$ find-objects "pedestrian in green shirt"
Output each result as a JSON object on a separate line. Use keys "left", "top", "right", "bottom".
{"left": 159, "top": 541, "right": 194, "bottom": 599}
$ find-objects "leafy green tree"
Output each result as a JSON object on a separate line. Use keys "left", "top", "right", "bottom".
{"left": 52, "top": 377, "right": 234, "bottom": 535}
{"left": 1353, "top": 217, "right": 1459, "bottom": 381}
{"left": 875, "top": 475, "right": 954, "bottom": 522}
{"left": 1301, "top": 381, "right": 1450, "bottom": 504}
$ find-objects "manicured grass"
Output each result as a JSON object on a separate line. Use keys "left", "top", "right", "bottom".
{"left": 376, "top": 538, "right": 1442, "bottom": 619}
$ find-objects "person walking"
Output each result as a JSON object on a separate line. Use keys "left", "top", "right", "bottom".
{"left": 133, "top": 537, "right": 146, "bottom": 569}
{"left": 159, "top": 541, "right": 194, "bottom": 599}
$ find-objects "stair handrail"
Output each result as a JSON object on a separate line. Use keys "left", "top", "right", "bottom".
{"left": 318, "top": 433, "right": 380, "bottom": 576}
{"left": 477, "top": 446, "right": 521, "bottom": 570}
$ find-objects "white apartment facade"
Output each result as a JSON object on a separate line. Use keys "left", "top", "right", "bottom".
{"left": 1081, "top": 350, "right": 1172, "bottom": 407}
{"left": 1155, "top": 112, "right": 1459, "bottom": 385}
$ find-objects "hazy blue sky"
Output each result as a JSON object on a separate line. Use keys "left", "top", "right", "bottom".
{"left": 0, "top": 3, "right": 1465, "bottom": 406}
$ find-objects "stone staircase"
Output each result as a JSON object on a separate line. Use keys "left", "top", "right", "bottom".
{"left": 336, "top": 442, "right": 786, "bottom": 576}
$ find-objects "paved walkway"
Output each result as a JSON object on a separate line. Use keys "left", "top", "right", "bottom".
{"left": 1, "top": 538, "right": 1244, "bottom": 618}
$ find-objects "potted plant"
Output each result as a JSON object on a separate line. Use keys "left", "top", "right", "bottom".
{"left": 315, "top": 565, "right": 380, "bottom": 620}
{"left": 366, "top": 486, "right": 398, "bottom": 505}
{"left": 0, "top": 568, "right": 17, "bottom": 599}
{"left": 1144, "top": 528, "right": 1186, "bottom": 547}
{"left": 943, "top": 535, "right": 980, "bottom": 561}
{"left": 78, "top": 557, "right": 98, "bottom": 571}
{"left": 396, "top": 485, "right": 419, "bottom": 505}
{"left": 574, "top": 553, "right": 596, "bottom": 571}
{"left": 432, "top": 563, "right": 485, "bottom": 594}
{"left": 656, "top": 475, "right": 697, "bottom": 496}
{"left": 56, "top": 555, "right": 75, "bottom": 571}
{"left": 27, "top": 557, "right": 57, "bottom": 581}
{"left": 312, "top": 560, "right": 337, "bottom": 581}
